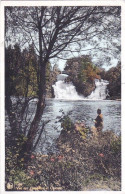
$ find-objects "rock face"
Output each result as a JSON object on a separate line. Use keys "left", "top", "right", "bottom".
{"left": 64, "top": 56, "right": 101, "bottom": 97}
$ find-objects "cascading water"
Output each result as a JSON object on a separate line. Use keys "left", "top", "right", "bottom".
{"left": 52, "top": 74, "right": 109, "bottom": 100}
{"left": 52, "top": 74, "right": 84, "bottom": 100}
{"left": 87, "top": 79, "right": 109, "bottom": 100}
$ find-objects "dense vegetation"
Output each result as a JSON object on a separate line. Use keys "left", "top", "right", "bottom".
{"left": 64, "top": 56, "right": 101, "bottom": 96}
{"left": 101, "top": 63, "right": 121, "bottom": 100}
{"left": 5, "top": 44, "right": 39, "bottom": 97}
{"left": 5, "top": 44, "right": 59, "bottom": 98}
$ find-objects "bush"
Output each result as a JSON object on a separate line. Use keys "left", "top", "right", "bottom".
{"left": 111, "top": 136, "right": 121, "bottom": 155}
{"left": 61, "top": 115, "right": 74, "bottom": 132}
{"left": 74, "top": 121, "right": 90, "bottom": 139}
{"left": 5, "top": 133, "right": 33, "bottom": 190}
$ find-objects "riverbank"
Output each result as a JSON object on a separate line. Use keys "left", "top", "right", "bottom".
{"left": 56, "top": 128, "right": 121, "bottom": 191}
{"left": 6, "top": 124, "right": 121, "bottom": 191}
{"left": 106, "top": 97, "right": 121, "bottom": 101}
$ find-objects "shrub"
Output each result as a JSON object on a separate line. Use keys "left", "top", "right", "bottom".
{"left": 111, "top": 135, "right": 121, "bottom": 155}
{"left": 61, "top": 115, "right": 74, "bottom": 132}
{"left": 5, "top": 133, "right": 31, "bottom": 190}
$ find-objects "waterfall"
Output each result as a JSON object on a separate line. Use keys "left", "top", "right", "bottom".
{"left": 52, "top": 74, "right": 109, "bottom": 100}
{"left": 52, "top": 74, "right": 84, "bottom": 100}
{"left": 87, "top": 79, "right": 109, "bottom": 100}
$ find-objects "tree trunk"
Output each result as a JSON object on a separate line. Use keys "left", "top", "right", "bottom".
{"left": 22, "top": 59, "right": 47, "bottom": 156}
{"left": 19, "top": 19, "right": 48, "bottom": 157}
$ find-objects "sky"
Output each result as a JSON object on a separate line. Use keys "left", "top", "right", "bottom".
{"left": 51, "top": 43, "right": 119, "bottom": 71}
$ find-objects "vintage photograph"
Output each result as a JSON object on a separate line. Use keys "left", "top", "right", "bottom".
{"left": 4, "top": 3, "right": 121, "bottom": 191}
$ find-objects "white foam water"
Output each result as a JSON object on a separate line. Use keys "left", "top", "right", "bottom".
{"left": 87, "top": 79, "right": 109, "bottom": 100}
{"left": 52, "top": 74, "right": 109, "bottom": 100}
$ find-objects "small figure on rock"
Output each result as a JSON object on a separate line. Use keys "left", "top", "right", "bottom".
{"left": 92, "top": 108, "right": 103, "bottom": 137}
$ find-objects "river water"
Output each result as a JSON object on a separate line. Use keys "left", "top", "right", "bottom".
{"left": 35, "top": 98, "right": 121, "bottom": 154}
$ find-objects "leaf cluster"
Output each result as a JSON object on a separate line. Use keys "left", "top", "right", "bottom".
{"left": 61, "top": 115, "right": 75, "bottom": 132}
{"left": 111, "top": 136, "right": 121, "bottom": 155}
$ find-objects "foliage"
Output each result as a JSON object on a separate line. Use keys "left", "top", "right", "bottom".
{"left": 101, "top": 62, "right": 121, "bottom": 99}
{"left": 88, "top": 131, "right": 121, "bottom": 178}
{"left": 78, "top": 56, "right": 101, "bottom": 83}
{"left": 6, "top": 134, "right": 27, "bottom": 171}
{"left": 5, "top": 43, "right": 58, "bottom": 98}
{"left": 65, "top": 56, "right": 100, "bottom": 83}
{"left": 6, "top": 168, "right": 39, "bottom": 191}
{"left": 5, "top": 133, "right": 38, "bottom": 190}
{"left": 5, "top": 124, "right": 121, "bottom": 191}
{"left": 74, "top": 120, "right": 90, "bottom": 139}
{"left": 5, "top": 44, "right": 39, "bottom": 97}
{"left": 5, "top": 132, "right": 45, "bottom": 191}
{"left": 57, "top": 125, "right": 121, "bottom": 190}
{"left": 111, "top": 136, "right": 121, "bottom": 155}
{"left": 64, "top": 56, "right": 101, "bottom": 96}
{"left": 61, "top": 115, "right": 74, "bottom": 132}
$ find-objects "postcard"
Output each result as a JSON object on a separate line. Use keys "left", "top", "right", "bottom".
{"left": 0, "top": 0, "right": 125, "bottom": 193}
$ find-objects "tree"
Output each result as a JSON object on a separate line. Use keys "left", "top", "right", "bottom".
{"left": 5, "top": 6, "right": 121, "bottom": 156}
{"left": 104, "top": 62, "right": 121, "bottom": 99}
{"left": 64, "top": 55, "right": 101, "bottom": 96}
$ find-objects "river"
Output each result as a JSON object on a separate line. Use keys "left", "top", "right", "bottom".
{"left": 35, "top": 98, "right": 121, "bottom": 154}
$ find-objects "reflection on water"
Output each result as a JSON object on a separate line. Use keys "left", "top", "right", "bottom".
{"left": 35, "top": 99, "right": 121, "bottom": 154}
